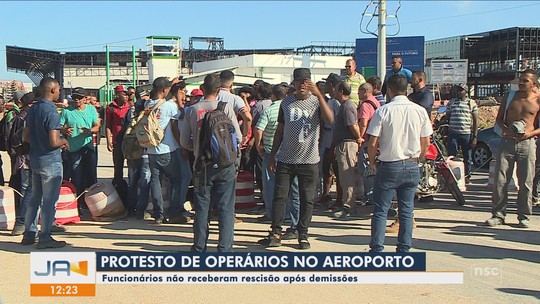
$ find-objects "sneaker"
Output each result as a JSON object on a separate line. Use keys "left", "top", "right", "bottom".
{"left": 50, "top": 223, "right": 67, "bottom": 233}
{"left": 234, "top": 217, "right": 243, "bottom": 224}
{"left": 167, "top": 214, "right": 190, "bottom": 224}
{"left": 154, "top": 217, "right": 164, "bottom": 225}
{"left": 281, "top": 229, "right": 298, "bottom": 240}
{"left": 262, "top": 233, "right": 281, "bottom": 247}
{"left": 465, "top": 177, "right": 471, "bottom": 184}
{"left": 21, "top": 237, "right": 37, "bottom": 246}
{"left": 298, "top": 235, "right": 311, "bottom": 250}
{"left": 517, "top": 219, "right": 530, "bottom": 228}
{"left": 386, "top": 220, "right": 400, "bottom": 233}
{"left": 136, "top": 212, "right": 153, "bottom": 220}
{"left": 533, "top": 197, "right": 540, "bottom": 207}
{"left": 485, "top": 217, "right": 504, "bottom": 227}
{"left": 334, "top": 208, "right": 351, "bottom": 219}
{"left": 11, "top": 224, "right": 25, "bottom": 236}
{"left": 36, "top": 238, "right": 67, "bottom": 249}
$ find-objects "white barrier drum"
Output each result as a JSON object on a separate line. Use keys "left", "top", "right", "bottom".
{"left": 0, "top": 186, "right": 15, "bottom": 231}
{"left": 85, "top": 182, "right": 127, "bottom": 221}
{"left": 447, "top": 156, "right": 467, "bottom": 192}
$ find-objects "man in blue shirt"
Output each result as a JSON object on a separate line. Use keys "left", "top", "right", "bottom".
{"left": 408, "top": 71, "right": 434, "bottom": 115}
{"left": 381, "top": 56, "right": 413, "bottom": 96}
{"left": 21, "top": 77, "right": 69, "bottom": 249}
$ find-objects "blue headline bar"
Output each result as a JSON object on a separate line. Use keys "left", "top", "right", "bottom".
{"left": 96, "top": 252, "right": 426, "bottom": 272}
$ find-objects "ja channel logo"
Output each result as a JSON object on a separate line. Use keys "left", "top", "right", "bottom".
{"left": 30, "top": 252, "right": 96, "bottom": 297}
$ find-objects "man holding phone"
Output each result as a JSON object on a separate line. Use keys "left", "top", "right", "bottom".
{"left": 60, "top": 87, "right": 100, "bottom": 210}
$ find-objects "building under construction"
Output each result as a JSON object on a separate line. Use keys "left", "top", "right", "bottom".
{"left": 426, "top": 26, "right": 540, "bottom": 98}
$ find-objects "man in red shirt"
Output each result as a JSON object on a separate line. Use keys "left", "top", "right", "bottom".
{"left": 106, "top": 85, "right": 132, "bottom": 182}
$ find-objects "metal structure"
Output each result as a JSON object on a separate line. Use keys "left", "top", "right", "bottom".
{"left": 294, "top": 42, "right": 354, "bottom": 56}
{"left": 6, "top": 45, "right": 148, "bottom": 87}
{"left": 425, "top": 27, "right": 540, "bottom": 98}
{"left": 184, "top": 37, "right": 225, "bottom": 70}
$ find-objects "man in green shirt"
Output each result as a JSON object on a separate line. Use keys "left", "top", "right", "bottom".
{"left": 60, "top": 88, "right": 100, "bottom": 209}
{"left": 344, "top": 59, "right": 366, "bottom": 107}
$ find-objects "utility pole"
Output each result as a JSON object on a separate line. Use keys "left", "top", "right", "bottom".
{"left": 377, "top": 0, "right": 387, "bottom": 82}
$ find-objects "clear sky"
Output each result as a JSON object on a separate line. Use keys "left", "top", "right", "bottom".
{"left": 1, "top": 1, "right": 539, "bottom": 82}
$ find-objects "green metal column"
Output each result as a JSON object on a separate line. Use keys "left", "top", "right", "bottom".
{"left": 106, "top": 45, "right": 110, "bottom": 103}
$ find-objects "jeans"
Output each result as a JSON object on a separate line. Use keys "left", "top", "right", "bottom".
{"left": 336, "top": 141, "right": 359, "bottom": 208}
{"left": 370, "top": 161, "right": 420, "bottom": 252}
{"left": 178, "top": 150, "right": 193, "bottom": 206}
{"left": 148, "top": 149, "right": 184, "bottom": 220}
{"left": 15, "top": 168, "right": 32, "bottom": 225}
{"left": 192, "top": 163, "right": 237, "bottom": 252}
{"left": 271, "top": 162, "right": 318, "bottom": 236}
{"left": 127, "top": 156, "right": 151, "bottom": 213}
{"left": 261, "top": 154, "right": 300, "bottom": 229}
{"left": 447, "top": 132, "right": 473, "bottom": 176}
{"left": 531, "top": 139, "right": 540, "bottom": 200}
{"left": 64, "top": 146, "right": 97, "bottom": 201}
{"left": 23, "top": 162, "right": 63, "bottom": 242}
{"left": 112, "top": 145, "right": 125, "bottom": 182}
{"left": 492, "top": 137, "right": 535, "bottom": 221}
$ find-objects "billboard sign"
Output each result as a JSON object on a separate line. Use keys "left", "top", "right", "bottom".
{"left": 429, "top": 59, "right": 468, "bottom": 84}
{"left": 355, "top": 36, "right": 425, "bottom": 76}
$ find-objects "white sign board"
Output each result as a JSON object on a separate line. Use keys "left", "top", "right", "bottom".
{"left": 430, "top": 59, "right": 468, "bottom": 84}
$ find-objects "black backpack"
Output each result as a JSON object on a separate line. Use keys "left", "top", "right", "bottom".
{"left": 0, "top": 108, "right": 21, "bottom": 152}
{"left": 8, "top": 109, "right": 29, "bottom": 155}
{"left": 197, "top": 102, "right": 239, "bottom": 169}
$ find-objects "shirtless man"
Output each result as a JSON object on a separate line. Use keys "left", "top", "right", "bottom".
{"left": 486, "top": 69, "right": 540, "bottom": 228}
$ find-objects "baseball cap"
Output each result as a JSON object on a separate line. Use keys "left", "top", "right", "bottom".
{"left": 293, "top": 68, "right": 311, "bottom": 82}
{"left": 136, "top": 87, "right": 150, "bottom": 98}
{"left": 153, "top": 77, "right": 173, "bottom": 90}
{"left": 457, "top": 83, "right": 468, "bottom": 91}
{"left": 21, "top": 92, "right": 36, "bottom": 107}
{"left": 323, "top": 73, "right": 344, "bottom": 87}
{"left": 114, "top": 85, "right": 127, "bottom": 94}
{"left": 14, "top": 91, "right": 25, "bottom": 100}
{"left": 190, "top": 89, "right": 203, "bottom": 97}
{"left": 71, "top": 87, "right": 88, "bottom": 99}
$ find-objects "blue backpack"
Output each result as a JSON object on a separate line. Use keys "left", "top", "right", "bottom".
{"left": 197, "top": 102, "right": 238, "bottom": 169}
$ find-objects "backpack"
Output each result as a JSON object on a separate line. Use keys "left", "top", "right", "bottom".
{"left": 0, "top": 108, "right": 20, "bottom": 152}
{"left": 132, "top": 99, "right": 167, "bottom": 148}
{"left": 197, "top": 102, "right": 239, "bottom": 169}
{"left": 122, "top": 114, "right": 145, "bottom": 160}
{"left": 8, "top": 109, "right": 29, "bottom": 155}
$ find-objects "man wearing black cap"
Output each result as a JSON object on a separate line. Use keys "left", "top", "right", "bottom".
{"left": 60, "top": 87, "right": 100, "bottom": 209}
{"left": 262, "top": 68, "right": 334, "bottom": 250}
{"left": 145, "top": 77, "right": 190, "bottom": 225}
{"left": 318, "top": 73, "right": 343, "bottom": 210}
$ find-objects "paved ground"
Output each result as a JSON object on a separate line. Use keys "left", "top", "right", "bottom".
{"left": 0, "top": 144, "right": 538, "bottom": 304}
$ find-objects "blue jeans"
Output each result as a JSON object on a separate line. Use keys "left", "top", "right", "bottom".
{"left": 15, "top": 168, "right": 33, "bottom": 225}
{"left": 370, "top": 161, "right": 420, "bottom": 252}
{"left": 271, "top": 162, "right": 318, "bottom": 236}
{"left": 192, "top": 163, "right": 236, "bottom": 252}
{"left": 64, "top": 146, "right": 97, "bottom": 201}
{"left": 148, "top": 150, "right": 184, "bottom": 219}
{"left": 447, "top": 132, "right": 473, "bottom": 176}
{"left": 178, "top": 150, "right": 193, "bottom": 206}
{"left": 23, "top": 162, "right": 63, "bottom": 242}
{"left": 127, "top": 156, "right": 151, "bottom": 213}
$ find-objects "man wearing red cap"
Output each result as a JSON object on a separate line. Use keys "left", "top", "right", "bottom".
{"left": 106, "top": 85, "right": 132, "bottom": 183}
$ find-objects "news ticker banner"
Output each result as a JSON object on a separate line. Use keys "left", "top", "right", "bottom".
{"left": 30, "top": 252, "right": 463, "bottom": 296}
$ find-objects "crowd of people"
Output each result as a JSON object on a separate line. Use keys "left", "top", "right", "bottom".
{"left": 2, "top": 56, "right": 538, "bottom": 251}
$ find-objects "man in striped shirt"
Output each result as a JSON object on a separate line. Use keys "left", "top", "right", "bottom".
{"left": 446, "top": 83, "right": 478, "bottom": 181}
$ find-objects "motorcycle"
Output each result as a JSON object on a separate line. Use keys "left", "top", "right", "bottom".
{"left": 361, "top": 127, "right": 466, "bottom": 217}
{"left": 415, "top": 134, "right": 466, "bottom": 206}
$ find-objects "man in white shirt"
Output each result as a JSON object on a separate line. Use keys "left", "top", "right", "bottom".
{"left": 366, "top": 74, "right": 432, "bottom": 252}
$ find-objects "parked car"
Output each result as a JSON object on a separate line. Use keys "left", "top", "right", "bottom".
{"left": 473, "top": 127, "right": 499, "bottom": 168}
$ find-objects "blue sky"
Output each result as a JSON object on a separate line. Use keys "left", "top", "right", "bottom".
{"left": 1, "top": 1, "right": 539, "bottom": 81}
